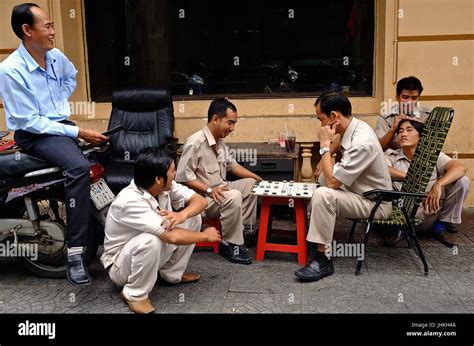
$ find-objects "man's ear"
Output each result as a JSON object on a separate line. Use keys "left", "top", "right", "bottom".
{"left": 212, "top": 115, "right": 221, "bottom": 125}
{"left": 22, "top": 24, "right": 33, "bottom": 38}
{"left": 155, "top": 177, "right": 162, "bottom": 185}
{"left": 331, "top": 111, "right": 342, "bottom": 127}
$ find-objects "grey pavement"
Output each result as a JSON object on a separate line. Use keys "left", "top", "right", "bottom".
{"left": 0, "top": 209, "right": 473, "bottom": 314}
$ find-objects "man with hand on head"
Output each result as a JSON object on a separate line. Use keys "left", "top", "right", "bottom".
{"left": 101, "top": 146, "right": 220, "bottom": 314}
{"left": 295, "top": 91, "right": 392, "bottom": 282}
{"left": 314, "top": 76, "right": 431, "bottom": 178}
{"left": 312, "top": 76, "right": 429, "bottom": 179}
{"left": 375, "top": 76, "right": 431, "bottom": 151}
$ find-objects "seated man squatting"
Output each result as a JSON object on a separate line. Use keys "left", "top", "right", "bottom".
{"left": 101, "top": 146, "right": 221, "bottom": 314}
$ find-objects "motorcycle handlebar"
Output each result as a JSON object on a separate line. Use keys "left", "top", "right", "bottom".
{"left": 78, "top": 125, "right": 125, "bottom": 152}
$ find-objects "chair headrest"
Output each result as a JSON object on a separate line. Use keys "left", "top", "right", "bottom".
{"left": 112, "top": 88, "right": 172, "bottom": 112}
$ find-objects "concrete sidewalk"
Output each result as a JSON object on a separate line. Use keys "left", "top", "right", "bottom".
{"left": 0, "top": 209, "right": 473, "bottom": 314}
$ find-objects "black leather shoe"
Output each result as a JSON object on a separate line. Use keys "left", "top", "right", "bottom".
{"left": 295, "top": 255, "right": 334, "bottom": 282}
{"left": 67, "top": 254, "right": 91, "bottom": 286}
{"left": 444, "top": 222, "right": 459, "bottom": 233}
{"left": 428, "top": 231, "right": 456, "bottom": 247}
{"left": 384, "top": 228, "right": 406, "bottom": 246}
{"left": 219, "top": 243, "right": 252, "bottom": 265}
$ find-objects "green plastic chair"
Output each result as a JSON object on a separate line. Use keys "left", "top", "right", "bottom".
{"left": 347, "top": 107, "right": 455, "bottom": 275}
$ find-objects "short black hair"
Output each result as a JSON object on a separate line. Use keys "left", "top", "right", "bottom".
{"left": 396, "top": 76, "right": 423, "bottom": 96}
{"left": 314, "top": 91, "right": 352, "bottom": 117}
{"left": 207, "top": 98, "right": 237, "bottom": 123}
{"left": 11, "top": 3, "right": 39, "bottom": 40}
{"left": 134, "top": 145, "right": 175, "bottom": 190}
{"left": 396, "top": 118, "right": 424, "bottom": 136}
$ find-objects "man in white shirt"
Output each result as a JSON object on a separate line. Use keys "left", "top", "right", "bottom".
{"left": 101, "top": 146, "right": 221, "bottom": 314}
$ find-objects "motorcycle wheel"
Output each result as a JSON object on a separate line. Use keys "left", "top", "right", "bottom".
{"left": 12, "top": 195, "right": 101, "bottom": 279}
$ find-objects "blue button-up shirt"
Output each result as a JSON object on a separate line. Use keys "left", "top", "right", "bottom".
{"left": 0, "top": 42, "right": 79, "bottom": 137}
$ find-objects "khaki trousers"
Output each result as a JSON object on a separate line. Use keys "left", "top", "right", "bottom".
{"left": 108, "top": 215, "right": 201, "bottom": 301}
{"left": 202, "top": 178, "right": 257, "bottom": 245}
{"left": 416, "top": 176, "right": 470, "bottom": 231}
{"left": 307, "top": 187, "right": 392, "bottom": 245}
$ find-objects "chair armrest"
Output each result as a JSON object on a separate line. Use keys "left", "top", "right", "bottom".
{"left": 363, "top": 189, "right": 426, "bottom": 202}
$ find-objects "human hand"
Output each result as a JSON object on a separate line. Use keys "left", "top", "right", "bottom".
{"left": 392, "top": 114, "right": 411, "bottom": 130}
{"left": 202, "top": 226, "right": 221, "bottom": 242}
{"left": 422, "top": 182, "right": 442, "bottom": 214}
{"left": 159, "top": 210, "right": 187, "bottom": 230}
{"left": 78, "top": 128, "right": 108, "bottom": 145}
{"left": 318, "top": 123, "right": 337, "bottom": 144}
{"left": 210, "top": 185, "right": 229, "bottom": 204}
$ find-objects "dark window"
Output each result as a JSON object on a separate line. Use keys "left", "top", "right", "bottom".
{"left": 84, "top": 0, "right": 374, "bottom": 101}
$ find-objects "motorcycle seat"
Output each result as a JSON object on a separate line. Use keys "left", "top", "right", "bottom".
{"left": 0, "top": 131, "right": 10, "bottom": 140}
{"left": 0, "top": 152, "right": 55, "bottom": 179}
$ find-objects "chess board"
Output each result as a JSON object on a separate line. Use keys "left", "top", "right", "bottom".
{"left": 251, "top": 180, "right": 319, "bottom": 199}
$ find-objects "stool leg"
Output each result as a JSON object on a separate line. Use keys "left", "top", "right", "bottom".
{"left": 256, "top": 198, "right": 271, "bottom": 261}
{"left": 294, "top": 199, "right": 308, "bottom": 265}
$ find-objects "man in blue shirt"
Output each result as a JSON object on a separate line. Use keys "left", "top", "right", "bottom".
{"left": 0, "top": 3, "right": 108, "bottom": 286}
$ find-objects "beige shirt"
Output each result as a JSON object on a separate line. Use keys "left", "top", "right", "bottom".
{"left": 374, "top": 104, "right": 431, "bottom": 149}
{"left": 385, "top": 149, "right": 452, "bottom": 191}
{"left": 176, "top": 125, "right": 237, "bottom": 187}
{"left": 100, "top": 180, "right": 196, "bottom": 269}
{"left": 332, "top": 117, "right": 393, "bottom": 195}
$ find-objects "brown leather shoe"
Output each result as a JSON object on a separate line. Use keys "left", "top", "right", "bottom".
{"left": 120, "top": 291, "right": 155, "bottom": 314}
{"left": 180, "top": 272, "right": 200, "bottom": 284}
{"left": 156, "top": 272, "right": 200, "bottom": 286}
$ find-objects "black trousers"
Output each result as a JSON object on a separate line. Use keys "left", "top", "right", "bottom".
{"left": 14, "top": 123, "right": 90, "bottom": 248}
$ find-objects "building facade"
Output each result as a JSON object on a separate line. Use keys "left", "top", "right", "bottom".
{"left": 1, "top": 0, "right": 473, "bottom": 205}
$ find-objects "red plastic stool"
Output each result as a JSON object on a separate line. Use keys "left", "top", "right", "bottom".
{"left": 195, "top": 218, "right": 220, "bottom": 254}
{"left": 256, "top": 196, "right": 308, "bottom": 265}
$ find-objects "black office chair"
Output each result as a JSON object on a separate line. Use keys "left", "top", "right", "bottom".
{"left": 102, "top": 88, "right": 175, "bottom": 194}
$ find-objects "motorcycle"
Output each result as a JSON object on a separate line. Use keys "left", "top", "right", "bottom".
{"left": 0, "top": 131, "right": 116, "bottom": 279}
{"left": 263, "top": 63, "right": 299, "bottom": 93}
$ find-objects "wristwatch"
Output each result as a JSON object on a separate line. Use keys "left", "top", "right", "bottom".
{"left": 319, "top": 147, "right": 330, "bottom": 156}
{"left": 205, "top": 187, "right": 213, "bottom": 196}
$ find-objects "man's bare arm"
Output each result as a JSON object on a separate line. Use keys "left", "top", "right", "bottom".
{"left": 159, "top": 226, "right": 221, "bottom": 245}
{"left": 182, "top": 180, "right": 209, "bottom": 195}
{"left": 388, "top": 166, "right": 406, "bottom": 180}
{"left": 230, "top": 163, "right": 262, "bottom": 181}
